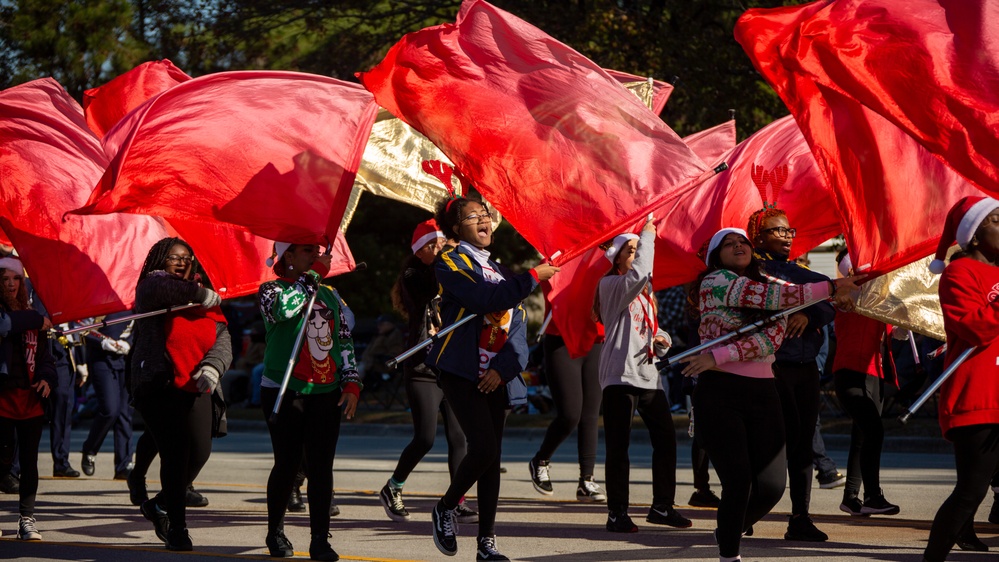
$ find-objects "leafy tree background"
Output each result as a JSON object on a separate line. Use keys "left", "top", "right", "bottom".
{"left": 1, "top": 0, "right": 799, "bottom": 321}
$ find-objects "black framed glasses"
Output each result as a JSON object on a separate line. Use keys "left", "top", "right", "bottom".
{"left": 165, "top": 254, "right": 194, "bottom": 264}
{"left": 760, "top": 226, "right": 797, "bottom": 238}
{"left": 460, "top": 211, "right": 495, "bottom": 224}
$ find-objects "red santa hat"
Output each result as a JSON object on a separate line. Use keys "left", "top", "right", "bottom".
{"left": 0, "top": 256, "right": 23, "bottom": 276}
{"left": 929, "top": 196, "right": 999, "bottom": 274}
{"left": 411, "top": 219, "right": 444, "bottom": 254}
{"left": 265, "top": 242, "right": 293, "bottom": 267}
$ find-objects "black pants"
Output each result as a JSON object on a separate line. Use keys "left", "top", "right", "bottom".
{"left": 772, "top": 360, "right": 820, "bottom": 516}
{"left": 602, "top": 385, "right": 677, "bottom": 514}
{"left": 535, "top": 337, "right": 602, "bottom": 479}
{"left": 834, "top": 369, "right": 885, "bottom": 498}
{"left": 694, "top": 372, "right": 786, "bottom": 558}
{"left": 925, "top": 424, "right": 999, "bottom": 561}
{"left": 48, "top": 362, "right": 75, "bottom": 471}
{"left": 0, "top": 415, "right": 44, "bottom": 516}
{"left": 82, "top": 362, "right": 134, "bottom": 473}
{"left": 391, "top": 377, "right": 466, "bottom": 483}
{"left": 136, "top": 386, "right": 212, "bottom": 530}
{"left": 261, "top": 387, "right": 342, "bottom": 537}
{"left": 439, "top": 372, "right": 507, "bottom": 538}
{"left": 692, "top": 438, "right": 711, "bottom": 491}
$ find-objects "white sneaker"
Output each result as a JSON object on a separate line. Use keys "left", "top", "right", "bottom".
{"left": 576, "top": 479, "right": 607, "bottom": 502}
{"left": 18, "top": 516, "right": 41, "bottom": 541}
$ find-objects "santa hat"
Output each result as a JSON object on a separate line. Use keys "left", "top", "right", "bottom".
{"left": 929, "top": 196, "right": 999, "bottom": 274}
{"left": 265, "top": 242, "right": 293, "bottom": 267}
{"left": 705, "top": 228, "right": 749, "bottom": 266}
{"left": 0, "top": 256, "right": 23, "bottom": 276}
{"left": 411, "top": 219, "right": 444, "bottom": 254}
{"left": 604, "top": 233, "right": 639, "bottom": 262}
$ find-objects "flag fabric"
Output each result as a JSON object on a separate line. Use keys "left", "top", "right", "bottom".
{"left": 603, "top": 69, "right": 674, "bottom": 115}
{"left": 358, "top": 0, "right": 710, "bottom": 265}
{"left": 0, "top": 78, "right": 172, "bottom": 323}
{"left": 73, "top": 71, "right": 379, "bottom": 246}
{"left": 736, "top": 1, "right": 984, "bottom": 275}
{"left": 681, "top": 119, "right": 736, "bottom": 168}
{"left": 83, "top": 59, "right": 191, "bottom": 138}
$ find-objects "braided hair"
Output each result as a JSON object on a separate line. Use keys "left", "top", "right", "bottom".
{"left": 136, "top": 237, "right": 201, "bottom": 288}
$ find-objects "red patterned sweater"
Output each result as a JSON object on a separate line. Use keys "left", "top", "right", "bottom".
{"left": 698, "top": 269, "right": 832, "bottom": 379}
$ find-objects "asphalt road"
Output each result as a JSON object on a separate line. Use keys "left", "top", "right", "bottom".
{"left": 0, "top": 423, "right": 996, "bottom": 561}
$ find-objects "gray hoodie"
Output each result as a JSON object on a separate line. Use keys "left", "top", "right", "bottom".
{"left": 597, "top": 228, "right": 669, "bottom": 391}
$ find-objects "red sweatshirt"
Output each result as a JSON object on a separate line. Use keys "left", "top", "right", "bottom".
{"left": 937, "top": 257, "right": 999, "bottom": 437}
{"left": 832, "top": 312, "right": 886, "bottom": 378}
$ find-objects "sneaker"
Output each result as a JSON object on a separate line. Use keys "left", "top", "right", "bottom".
{"left": 646, "top": 504, "right": 693, "bottom": 528}
{"left": 606, "top": 511, "right": 638, "bottom": 533}
{"left": 17, "top": 516, "right": 41, "bottom": 541}
{"left": 689, "top": 488, "right": 721, "bottom": 508}
{"left": 310, "top": 532, "right": 340, "bottom": 561}
{"left": 455, "top": 501, "right": 479, "bottom": 524}
{"left": 431, "top": 501, "right": 458, "bottom": 556}
{"left": 990, "top": 492, "right": 999, "bottom": 525}
{"left": 127, "top": 472, "right": 148, "bottom": 507}
{"left": 956, "top": 532, "right": 989, "bottom": 552}
{"left": 287, "top": 485, "right": 306, "bottom": 513}
{"left": 784, "top": 514, "right": 828, "bottom": 542}
{"left": 53, "top": 465, "right": 81, "bottom": 478}
{"left": 166, "top": 527, "right": 193, "bottom": 551}
{"left": 576, "top": 479, "right": 607, "bottom": 503}
{"left": 0, "top": 473, "right": 20, "bottom": 494}
{"left": 266, "top": 528, "right": 295, "bottom": 557}
{"left": 476, "top": 535, "right": 510, "bottom": 561}
{"left": 186, "top": 485, "right": 209, "bottom": 508}
{"left": 329, "top": 501, "right": 340, "bottom": 518}
{"left": 816, "top": 470, "right": 846, "bottom": 489}
{"left": 839, "top": 496, "right": 869, "bottom": 517}
{"left": 81, "top": 454, "right": 96, "bottom": 476}
{"left": 861, "top": 492, "right": 900, "bottom": 515}
{"left": 380, "top": 481, "right": 411, "bottom": 522}
{"left": 528, "top": 458, "right": 553, "bottom": 496}
{"left": 140, "top": 499, "right": 170, "bottom": 543}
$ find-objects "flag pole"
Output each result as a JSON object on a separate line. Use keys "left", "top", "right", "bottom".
{"left": 53, "top": 303, "right": 201, "bottom": 336}
{"left": 387, "top": 313, "right": 480, "bottom": 370}
{"left": 897, "top": 346, "right": 975, "bottom": 425}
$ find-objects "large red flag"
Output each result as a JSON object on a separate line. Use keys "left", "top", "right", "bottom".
{"left": 73, "top": 71, "right": 379, "bottom": 246}
{"left": 83, "top": 59, "right": 191, "bottom": 138}
{"left": 682, "top": 119, "right": 736, "bottom": 168}
{"left": 736, "top": 1, "right": 983, "bottom": 275}
{"left": 358, "top": 0, "right": 711, "bottom": 265}
{"left": 0, "top": 78, "right": 171, "bottom": 323}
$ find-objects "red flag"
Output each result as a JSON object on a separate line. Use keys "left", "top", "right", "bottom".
{"left": 83, "top": 59, "right": 191, "bottom": 138}
{"left": 0, "top": 78, "right": 172, "bottom": 323}
{"left": 358, "top": 0, "right": 711, "bottom": 265}
{"left": 682, "top": 119, "right": 737, "bottom": 169}
{"left": 736, "top": 1, "right": 983, "bottom": 275}
{"left": 73, "top": 71, "right": 379, "bottom": 245}
{"left": 543, "top": 248, "right": 610, "bottom": 358}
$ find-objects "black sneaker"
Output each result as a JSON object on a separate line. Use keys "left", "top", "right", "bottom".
{"left": 784, "top": 514, "right": 828, "bottom": 542}
{"left": 127, "top": 472, "right": 148, "bottom": 507}
{"left": 476, "top": 535, "right": 510, "bottom": 561}
{"left": 956, "top": 532, "right": 989, "bottom": 552}
{"left": 576, "top": 479, "right": 607, "bottom": 503}
{"left": 816, "top": 470, "right": 846, "bottom": 489}
{"left": 455, "top": 502, "right": 479, "bottom": 524}
{"left": 17, "top": 516, "right": 41, "bottom": 540}
{"left": 689, "top": 488, "right": 721, "bottom": 508}
{"left": 528, "top": 458, "right": 553, "bottom": 496}
{"left": 0, "top": 472, "right": 20, "bottom": 494}
{"left": 186, "top": 485, "right": 209, "bottom": 508}
{"left": 380, "top": 481, "right": 411, "bottom": 522}
{"left": 166, "top": 527, "right": 193, "bottom": 551}
{"left": 287, "top": 485, "right": 306, "bottom": 513}
{"left": 839, "top": 496, "right": 869, "bottom": 517}
{"left": 431, "top": 501, "right": 458, "bottom": 556}
{"left": 646, "top": 504, "right": 692, "bottom": 528}
{"left": 310, "top": 532, "right": 339, "bottom": 561}
{"left": 140, "top": 499, "right": 170, "bottom": 543}
{"left": 606, "top": 511, "right": 638, "bottom": 533}
{"left": 266, "top": 529, "right": 294, "bottom": 557}
{"left": 861, "top": 492, "right": 900, "bottom": 515}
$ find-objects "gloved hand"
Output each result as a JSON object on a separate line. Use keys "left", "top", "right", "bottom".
{"left": 101, "top": 338, "right": 122, "bottom": 353}
{"left": 191, "top": 365, "right": 220, "bottom": 394}
{"left": 113, "top": 340, "right": 131, "bottom": 355}
{"left": 76, "top": 364, "right": 89, "bottom": 386}
{"left": 199, "top": 288, "right": 221, "bottom": 309}
{"left": 301, "top": 270, "right": 322, "bottom": 291}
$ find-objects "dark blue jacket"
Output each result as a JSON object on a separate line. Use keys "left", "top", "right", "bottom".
{"left": 757, "top": 250, "right": 835, "bottom": 363}
{"left": 425, "top": 243, "right": 536, "bottom": 383}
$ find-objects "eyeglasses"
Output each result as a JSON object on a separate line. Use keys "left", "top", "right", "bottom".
{"left": 760, "top": 226, "right": 797, "bottom": 238}
{"left": 165, "top": 255, "right": 194, "bottom": 264}
{"left": 460, "top": 211, "right": 495, "bottom": 224}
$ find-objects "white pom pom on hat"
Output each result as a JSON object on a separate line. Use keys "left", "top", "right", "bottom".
{"left": 929, "top": 196, "right": 999, "bottom": 274}
{"left": 410, "top": 219, "right": 444, "bottom": 254}
{"left": 705, "top": 227, "right": 749, "bottom": 266}
{"left": 604, "top": 233, "right": 639, "bottom": 262}
{"left": 265, "top": 242, "right": 293, "bottom": 267}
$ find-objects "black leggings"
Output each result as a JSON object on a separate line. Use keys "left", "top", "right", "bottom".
{"left": 391, "top": 377, "right": 466, "bottom": 483}
{"left": 834, "top": 369, "right": 885, "bottom": 498}
{"left": 261, "top": 387, "right": 342, "bottom": 537}
{"left": 535, "top": 337, "right": 601, "bottom": 478}
{"left": 924, "top": 424, "right": 999, "bottom": 561}
{"left": 602, "top": 385, "right": 677, "bottom": 513}
{"left": 439, "top": 372, "right": 507, "bottom": 538}
{"left": 0, "top": 415, "right": 44, "bottom": 516}
{"left": 137, "top": 386, "right": 212, "bottom": 530}
{"left": 694, "top": 372, "right": 786, "bottom": 559}
{"left": 772, "top": 361, "right": 820, "bottom": 516}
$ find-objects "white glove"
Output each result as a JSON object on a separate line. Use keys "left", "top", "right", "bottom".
{"left": 76, "top": 364, "right": 89, "bottom": 384}
{"left": 192, "top": 365, "right": 220, "bottom": 394}
{"left": 113, "top": 340, "right": 131, "bottom": 355}
{"left": 101, "top": 338, "right": 121, "bottom": 353}
{"left": 200, "top": 289, "right": 221, "bottom": 309}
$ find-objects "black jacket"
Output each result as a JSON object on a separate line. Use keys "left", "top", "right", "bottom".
{"left": 756, "top": 250, "right": 835, "bottom": 364}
